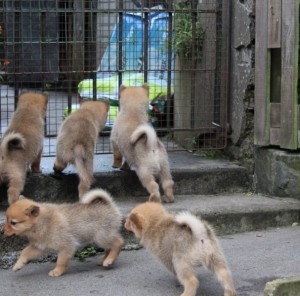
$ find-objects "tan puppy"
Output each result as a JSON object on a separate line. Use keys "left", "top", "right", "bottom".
{"left": 125, "top": 202, "right": 236, "bottom": 296}
{"left": 0, "top": 92, "right": 48, "bottom": 205}
{"left": 110, "top": 84, "right": 174, "bottom": 203}
{"left": 54, "top": 100, "right": 108, "bottom": 198}
{"left": 3, "top": 189, "right": 123, "bottom": 277}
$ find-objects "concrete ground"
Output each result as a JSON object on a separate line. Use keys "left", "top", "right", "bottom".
{"left": 1, "top": 226, "right": 299, "bottom": 296}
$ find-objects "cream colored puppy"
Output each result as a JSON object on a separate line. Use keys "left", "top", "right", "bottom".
{"left": 54, "top": 100, "right": 108, "bottom": 198}
{"left": 3, "top": 189, "right": 123, "bottom": 277}
{"left": 125, "top": 202, "right": 236, "bottom": 296}
{"left": 110, "top": 84, "right": 174, "bottom": 203}
{"left": 0, "top": 92, "right": 48, "bottom": 204}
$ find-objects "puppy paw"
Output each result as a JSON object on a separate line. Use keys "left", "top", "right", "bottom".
{"left": 48, "top": 268, "right": 64, "bottom": 277}
{"left": 13, "top": 260, "right": 25, "bottom": 271}
{"left": 164, "top": 194, "right": 175, "bottom": 203}
{"left": 102, "top": 257, "right": 114, "bottom": 267}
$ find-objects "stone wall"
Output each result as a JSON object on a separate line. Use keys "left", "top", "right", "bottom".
{"left": 226, "top": 0, "right": 256, "bottom": 172}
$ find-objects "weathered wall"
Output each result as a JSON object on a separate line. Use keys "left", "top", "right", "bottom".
{"left": 226, "top": 0, "right": 255, "bottom": 172}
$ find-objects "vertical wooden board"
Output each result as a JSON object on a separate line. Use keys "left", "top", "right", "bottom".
{"left": 72, "top": 0, "right": 85, "bottom": 81}
{"left": 280, "top": 0, "right": 299, "bottom": 149}
{"left": 255, "top": 0, "right": 270, "bottom": 145}
{"left": 268, "top": 0, "right": 282, "bottom": 48}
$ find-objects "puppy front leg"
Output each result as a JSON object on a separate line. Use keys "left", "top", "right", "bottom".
{"left": 49, "top": 250, "right": 72, "bottom": 277}
{"left": 13, "top": 245, "right": 43, "bottom": 271}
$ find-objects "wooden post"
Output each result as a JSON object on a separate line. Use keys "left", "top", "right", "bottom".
{"left": 254, "top": 0, "right": 270, "bottom": 145}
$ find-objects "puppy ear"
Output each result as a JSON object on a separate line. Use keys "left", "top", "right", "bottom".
{"left": 25, "top": 205, "right": 40, "bottom": 218}
{"left": 119, "top": 85, "right": 126, "bottom": 92}
{"left": 129, "top": 213, "right": 144, "bottom": 231}
{"left": 142, "top": 83, "right": 149, "bottom": 90}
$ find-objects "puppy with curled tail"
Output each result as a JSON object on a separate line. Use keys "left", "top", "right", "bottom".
{"left": 54, "top": 100, "right": 108, "bottom": 199}
{"left": 0, "top": 92, "right": 48, "bottom": 205}
{"left": 3, "top": 189, "right": 123, "bottom": 277}
{"left": 125, "top": 202, "right": 236, "bottom": 296}
{"left": 110, "top": 84, "right": 174, "bottom": 203}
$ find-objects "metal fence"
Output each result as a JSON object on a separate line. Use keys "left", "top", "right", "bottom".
{"left": 0, "top": 0, "right": 230, "bottom": 156}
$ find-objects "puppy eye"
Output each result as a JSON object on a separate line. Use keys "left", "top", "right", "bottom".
{"left": 10, "top": 221, "right": 17, "bottom": 226}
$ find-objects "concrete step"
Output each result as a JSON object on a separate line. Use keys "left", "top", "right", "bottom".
{"left": 1, "top": 193, "right": 300, "bottom": 258}
{"left": 0, "top": 151, "right": 251, "bottom": 205}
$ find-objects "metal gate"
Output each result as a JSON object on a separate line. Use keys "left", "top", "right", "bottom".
{"left": 0, "top": 0, "right": 230, "bottom": 156}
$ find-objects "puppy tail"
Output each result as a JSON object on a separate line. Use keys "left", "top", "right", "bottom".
{"left": 175, "top": 211, "right": 213, "bottom": 241}
{"left": 80, "top": 188, "right": 115, "bottom": 205}
{"left": 130, "top": 124, "right": 157, "bottom": 148}
{"left": 1, "top": 132, "right": 26, "bottom": 154}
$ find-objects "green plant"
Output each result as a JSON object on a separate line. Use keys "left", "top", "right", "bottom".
{"left": 74, "top": 247, "right": 97, "bottom": 261}
{"left": 173, "top": 2, "right": 205, "bottom": 60}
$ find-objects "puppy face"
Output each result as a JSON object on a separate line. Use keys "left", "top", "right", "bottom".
{"left": 3, "top": 198, "right": 40, "bottom": 236}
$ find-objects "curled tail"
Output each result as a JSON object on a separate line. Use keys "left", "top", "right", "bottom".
{"left": 1, "top": 132, "right": 26, "bottom": 154}
{"left": 80, "top": 188, "right": 115, "bottom": 205}
{"left": 175, "top": 211, "right": 214, "bottom": 241}
{"left": 130, "top": 124, "right": 157, "bottom": 149}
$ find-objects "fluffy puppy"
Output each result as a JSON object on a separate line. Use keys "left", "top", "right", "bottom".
{"left": 54, "top": 100, "right": 108, "bottom": 198}
{"left": 3, "top": 189, "right": 123, "bottom": 277}
{"left": 125, "top": 202, "right": 236, "bottom": 296}
{"left": 0, "top": 92, "right": 48, "bottom": 205}
{"left": 110, "top": 84, "right": 174, "bottom": 203}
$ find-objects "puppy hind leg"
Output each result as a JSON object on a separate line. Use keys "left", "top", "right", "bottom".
{"left": 13, "top": 245, "right": 43, "bottom": 271}
{"left": 136, "top": 169, "right": 161, "bottom": 202}
{"left": 7, "top": 174, "right": 25, "bottom": 204}
{"left": 99, "top": 235, "right": 123, "bottom": 267}
{"left": 111, "top": 141, "right": 123, "bottom": 168}
{"left": 78, "top": 158, "right": 94, "bottom": 198}
{"left": 53, "top": 156, "right": 67, "bottom": 173}
{"left": 160, "top": 165, "right": 174, "bottom": 203}
{"left": 208, "top": 254, "right": 236, "bottom": 296}
{"left": 174, "top": 261, "right": 199, "bottom": 296}
{"left": 31, "top": 150, "right": 42, "bottom": 172}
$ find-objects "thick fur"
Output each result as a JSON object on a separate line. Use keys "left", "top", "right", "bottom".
{"left": 125, "top": 202, "right": 236, "bottom": 296}
{"left": 0, "top": 92, "right": 48, "bottom": 204}
{"left": 3, "top": 189, "right": 123, "bottom": 277}
{"left": 110, "top": 84, "right": 174, "bottom": 203}
{"left": 54, "top": 100, "right": 109, "bottom": 198}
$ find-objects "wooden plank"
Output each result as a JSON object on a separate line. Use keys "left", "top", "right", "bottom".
{"left": 280, "top": 0, "right": 299, "bottom": 149}
{"left": 255, "top": 0, "right": 270, "bottom": 145}
{"left": 268, "top": 0, "right": 282, "bottom": 48}
{"left": 270, "top": 128, "right": 281, "bottom": 146}
{"left": 270, "top": 103, "right": 281, "bottom": 127}
{"left": 72, "top": 0, "right": 85, "bottom": 81}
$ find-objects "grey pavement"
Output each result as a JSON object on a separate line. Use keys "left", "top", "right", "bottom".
{"left": 1, "top": 226, "right": 300, "bottom": 296}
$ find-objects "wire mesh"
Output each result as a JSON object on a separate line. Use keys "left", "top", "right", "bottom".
{"left": 0, "top": 0, "right": 229, "bottom": 156}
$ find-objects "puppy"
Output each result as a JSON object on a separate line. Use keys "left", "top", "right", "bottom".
{"left": 125, "top": 202, "right": 236, "bottom": 296}
{"left": 110, "top": 84, "right": 174, "bottom": 203}
{"left": 0, "top": 92, "right": 48, "bottom": 205}
{"left": 3, "top": 189, "right": 123, "bottom": 277}
{"left": 54, "top": 100, "right": 108, "bottom": 198}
